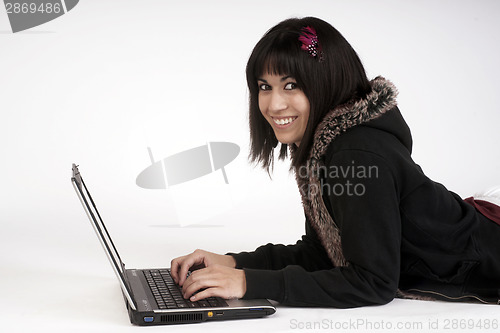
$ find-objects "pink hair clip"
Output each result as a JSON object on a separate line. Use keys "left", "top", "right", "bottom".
{"left": 298, "top": 26, "right": 323, "bottom": 61}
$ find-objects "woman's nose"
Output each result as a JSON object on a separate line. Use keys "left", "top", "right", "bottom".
{"left": 268, "top": 91, "right": 287, "bottom": 113}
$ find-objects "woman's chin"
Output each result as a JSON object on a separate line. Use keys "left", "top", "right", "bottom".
{"left": 274, "top": 134, "right": 298, "bottom": 146}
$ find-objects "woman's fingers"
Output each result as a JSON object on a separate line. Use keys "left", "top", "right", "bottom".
{"left": 181, "top": 265, "right": 246, "bottom": 301}
{"left": 182, "top": 273, "right": 216, "bottom": 300}
{"left": 170, "top": 255, "right": 186, "bottom": 284}
{"left": 170, "top": 250, "right": 237, "bottom": 286}
{"left": 178, "top": 252, "right": 204, "bottom": 286}
{"left": 189, "top": 287, "right": 222, "bottom": 302}
{"left": 171, "top": 249, "right": 209, "bottom": 286}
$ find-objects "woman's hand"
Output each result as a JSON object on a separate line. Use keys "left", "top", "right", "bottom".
{"left": 182, "top": 264, "right": 246, "bottom": 301}
{"left": 170, "top": 249, "right": 236, "bottom": 287}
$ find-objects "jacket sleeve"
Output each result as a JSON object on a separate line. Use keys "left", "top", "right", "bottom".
{"left": 235, "top": 150, "right": 403, "bottom": 308}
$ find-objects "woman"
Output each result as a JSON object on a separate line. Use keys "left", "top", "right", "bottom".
{"left": 171, "top": 17, "right": 500, "bottom": 308}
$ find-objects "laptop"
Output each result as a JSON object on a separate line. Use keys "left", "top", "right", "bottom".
{"left": 71, "top": 163, "right": 276, "bottom": 326}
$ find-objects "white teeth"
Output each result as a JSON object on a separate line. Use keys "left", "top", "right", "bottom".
{"left": 273, "top": 117, "right": 295, "bottom": 125}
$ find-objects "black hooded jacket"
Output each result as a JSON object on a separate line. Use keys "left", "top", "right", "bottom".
{"left": 230, "top": 86, "right": 500, "bottom": 307}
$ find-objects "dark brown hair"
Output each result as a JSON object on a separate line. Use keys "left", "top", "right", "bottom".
{"left": 246, "top": 17, "right": 371, "bottom": 171}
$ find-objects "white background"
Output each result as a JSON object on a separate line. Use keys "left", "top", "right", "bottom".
{"left": 1, "top": 0, "right": 499, "bottom": 332}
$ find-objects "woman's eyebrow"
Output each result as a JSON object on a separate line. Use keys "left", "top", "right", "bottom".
{"left": 257, "top": 75, "right": 294, "bottom": 83}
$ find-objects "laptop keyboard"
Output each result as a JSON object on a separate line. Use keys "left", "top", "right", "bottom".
{"left": 144, "top": 269, "right": 228, "bottom": 310}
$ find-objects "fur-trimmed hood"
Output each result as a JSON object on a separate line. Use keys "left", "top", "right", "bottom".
{"left": 310, "top": 76, "right": 399, "bottom": 162}
{"left": 295, "top": 76, "right": 399, "bottom": 266}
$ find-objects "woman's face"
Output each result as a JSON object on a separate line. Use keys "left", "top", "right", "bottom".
{"left": 257, "top": 73, "right": 310, "bottom": 147}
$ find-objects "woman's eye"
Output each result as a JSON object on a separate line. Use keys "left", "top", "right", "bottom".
{"left": 284, "top": 82, "right": 297, "bottom": 90}
{"left": 259, "top": 83, "right": 270, "bottom": 91}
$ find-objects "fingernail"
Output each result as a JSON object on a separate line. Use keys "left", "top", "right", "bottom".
{"left": 190, "top": 296, "right": 196, "bottom": 301}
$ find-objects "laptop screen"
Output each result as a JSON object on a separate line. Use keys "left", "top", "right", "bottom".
{"left": 71, "top": 164, "right": 136, "bottom": 310}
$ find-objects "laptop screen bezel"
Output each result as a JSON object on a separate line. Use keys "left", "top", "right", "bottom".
{"left": 71, "top": 164, "right": 137, "bottom": 311}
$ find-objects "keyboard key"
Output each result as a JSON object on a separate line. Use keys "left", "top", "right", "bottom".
{"left": 197, "top": 300, "right": 209, "bottom": 307}
{"left": 187, "top": 301, "right": 198, "bottom": 308}
{"left": 207, "top": 299, "right": 218, "bottom": 307}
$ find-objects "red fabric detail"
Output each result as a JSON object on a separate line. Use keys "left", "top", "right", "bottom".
{"left": 464, "top": 197, "right": 500, "bottom": 226}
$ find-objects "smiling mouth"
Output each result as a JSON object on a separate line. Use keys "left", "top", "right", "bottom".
{"left": 273, "top": 117, "right": 297, "bottom": 125}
